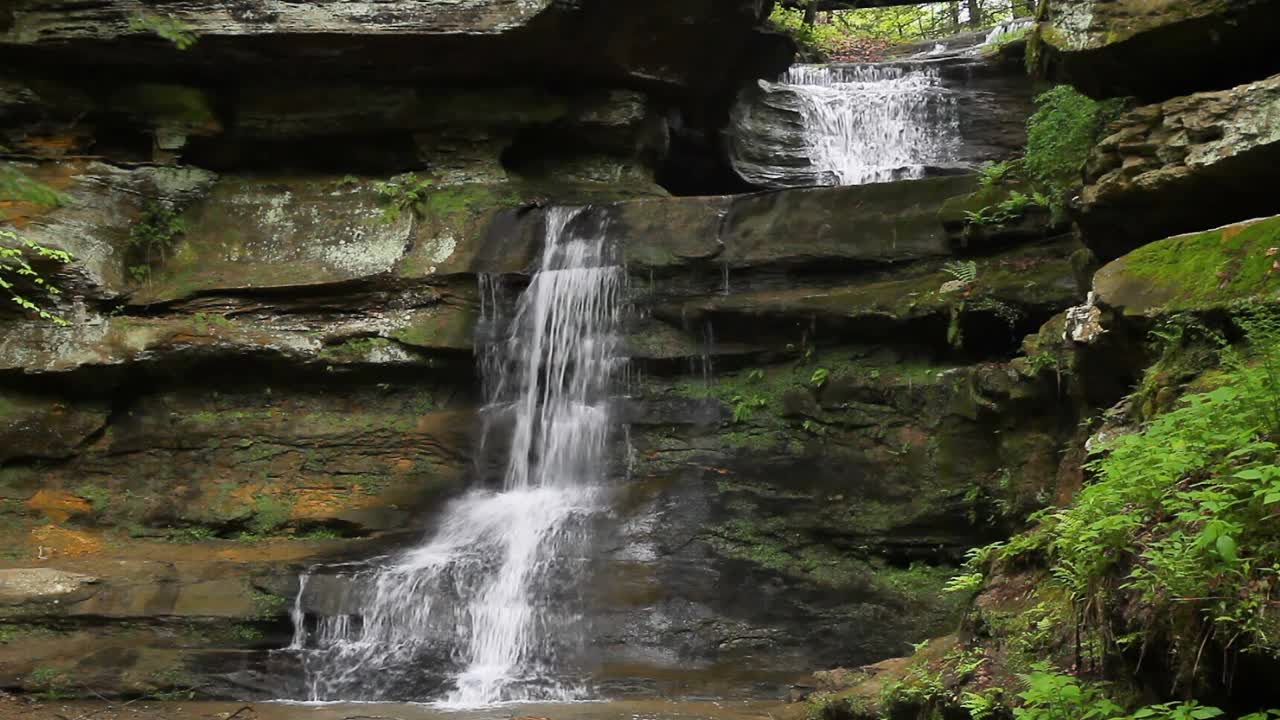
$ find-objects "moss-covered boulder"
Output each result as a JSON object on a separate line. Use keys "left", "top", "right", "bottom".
{"left": 1093, "top": 214, "right": 1280, "bottom": 316}
{"left": 1038, "top": 0, "right": 1280, "bottom": 100}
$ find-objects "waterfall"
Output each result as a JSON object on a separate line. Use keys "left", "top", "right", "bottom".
{"left": 288, "top": 207, "right": 624, "bottom": 706}
{"left": 778, "top": 64, "right": 960, "bottom": 186}
{"left": 981, "top": 18, "right": 1033, "bottom": 47}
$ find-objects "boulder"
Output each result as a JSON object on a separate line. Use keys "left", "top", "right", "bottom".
{"left": 1093, "top": 214, "right": 1280, "bottom": 316}
{"left": 1079, "top": 73, "right": 1280, "bottom": 260}
{"left": 1038, "top": 0, "right": 1280, "bottom": 100}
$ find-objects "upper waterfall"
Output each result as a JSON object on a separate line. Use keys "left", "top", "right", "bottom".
{"left": 287, "top": 207, "right": 624, "bottom": 706}
{"left": 777, "top": 63, "right": 961, "bottom": 186}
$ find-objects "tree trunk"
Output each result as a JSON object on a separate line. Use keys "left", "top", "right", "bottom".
{"left": 966, "top": 0, "right": 983, "bottom": 27}
{"left": 948, "top": 1, "right": 961, "bottom": 32}
{"left": 803, "top": 0, "right": 818, "bottom": 26}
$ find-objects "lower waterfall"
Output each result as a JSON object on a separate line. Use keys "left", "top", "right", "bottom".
{"left": 779, "top": 63, "right": 960, "bottom": 185}
{"left": 288, "top": 207, "right": 624, "bottom": 706}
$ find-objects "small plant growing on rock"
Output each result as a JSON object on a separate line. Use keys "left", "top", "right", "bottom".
{"left": 126, "top": 202, "right": 186, "bottom": 284}
{"left": 941, "top": 260, "right": 978, "bottom": 287}
{"left": 729, "top": 394, "right": 766, "bottom": 424}
{"left": 809, "top": 367, "right": 829, "bottom": 388}
{"left": 129, "top": 12, "right": 198, "bottom": 49}
{"left": 375, "top": 172, "right": 432, "bottom": 223}
{"left": 0, "top": 228, "right": 72, "bottom": 325}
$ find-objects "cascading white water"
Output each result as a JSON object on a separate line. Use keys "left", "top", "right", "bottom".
{"left": 981, "top": 18, "right": 1033, "bottom": 47}
{"left": 778, "top": 64, "right": 960, "bottom": 185}
{"left": 288, "top": 207, "right": 624, "bottom": 706}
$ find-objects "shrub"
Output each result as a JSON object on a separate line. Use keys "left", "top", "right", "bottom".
{"left": 1023, "top": 86, "right": 1125, "bottom": 219}
{"left": 0, "top": 228, "right": 72, "bottom": 325}
{"left": 1042, "top": 307, "right": 1280, "bottom": 668}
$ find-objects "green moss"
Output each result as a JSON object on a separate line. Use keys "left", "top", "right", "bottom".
{"left": 190, "top": 311, "right": 234, "bottom": 335}
{"left": 74, "top": 483, "right": 111, "bottom": 510}
{"left": 250, "top": 589, "right": 287, "bottom": 619}
{"left": 250, "top": 495, "right": 289, "bottom": 534}
{"left": 392, "top": 306, "right": 475, "bottom": 349}
{"left": 1119, "top": 216, "right": 1280, "bottom": 310}
{"left": 318, "top": 336, "right": 395, "bottom": 362}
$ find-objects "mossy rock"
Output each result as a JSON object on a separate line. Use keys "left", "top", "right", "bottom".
{"left": 1094, "top": 214, "right": 1280, "bottom": 316}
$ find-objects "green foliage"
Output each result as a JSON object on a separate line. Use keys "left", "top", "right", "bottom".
{"left": 1013, "top": 665, "right": 1123, "bottom": 720}
{"left": 1039, "top": 308, "right": 1280, "bottom": 665}
{"left": 962, "top": 688, "right": 1008, "bottom": 720}
{"left": 127, "top": 203, "right": 186, "bottom": 283}
{"left": 250, "top": 589, "right": 287, "bottom": 619}
{"left": 375, "top": 172, "right": 432, "bottom": 223}
{"left": 730, "top": 394, "right": 768, "bottom": 424}
{"left": 769, "top": 3, "right": 1030, "bottom": 59}
{"left": 768, "top": 6, "right": 851, "bottom": 58}
{"left": 250, "top": 495, "right": 289, "bottom": 534}
{"left": 0, "top": 228, "right": 72, "bottom": 325}
{"left": 942, "top": 260, "right": 979, "bottom": 285}
{"left": 965, "top": 190, "right": 1045, "bottom": 227}
{"left": 231, "top": 624, "right": 264, "bottom": 642}
{"left": 129, "top": 12, "right": 198, "bottom": 49}
{"left": 1023, "top": 86, "right": 1125, "bottom": 219}
{"left": 810, "top": 367, "right": 830, "bottom": 388}
{"left": 978, "top": 160, "right": 1017, "bottom": 189}
{"left": 28, "top": 666, "right": 72, "bottom": 699}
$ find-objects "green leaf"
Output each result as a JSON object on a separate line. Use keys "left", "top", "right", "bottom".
{"left": 1215, "top": 534, "right": 1238, "bottom": 563}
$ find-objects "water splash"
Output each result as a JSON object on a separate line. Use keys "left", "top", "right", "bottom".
{"left": 289, "top": 207, "right": 624, "bottom": 706}
{"left": 777, "top": 64, "right": 960, "bottom": 185}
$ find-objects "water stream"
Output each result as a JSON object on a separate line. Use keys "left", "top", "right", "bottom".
{"left": 288, "top": 207, "right": 624, "bottom": 706}
{"left": 778, "top": 63, "right": 960, "bottom": 185}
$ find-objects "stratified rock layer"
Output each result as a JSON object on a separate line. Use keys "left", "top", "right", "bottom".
{"left": 1039, "top": 0, "right": 1280, "bottom": 100}
{"left": 1079, "top": 72, "right": 1280, "bottom": 259}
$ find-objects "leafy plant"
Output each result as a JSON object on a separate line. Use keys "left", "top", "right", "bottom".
{"left": 965, "top": 190, "right": 1044, "bottom": 227}
{"left": 129, "top": 12, "right": 198, "bottom": 49}
{"left": 1023, "top": 86, "right": 1125, "bottom": 219}
{"left": 1037, "top": 307, "right": 1280, "bottom": 669}
{"left": 942, "top": 260, "right": 978, "bottom": 286}
{"left": 1013, "top": 664, "right": 1123, "bottom": 720}
{"left": 729, "top": 394, "right": 767, "bottom": 424}
{"left": 127, "top": 202, "right": 185, "bottom": 283}
{"left": 801, "top": 419, "right": 828, "bottom": 436}
{"left": 978, "top": 160, "right": 1017, "bottom": 189}
{"left": 374, "top": 172, "right": 432, "bottom": 223}
{"left": 0, "top": 228, "right": 72, "bottom": 325}
{"left": 961, "top": 688, "right": 1007, "bottom": 720}
{"left": 1118, "top": 702, "right": 1224, "bottom": 720}
{"left": 810, "top": 367, "right": 830, "bottom": 388}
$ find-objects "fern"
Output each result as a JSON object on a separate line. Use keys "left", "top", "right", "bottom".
{"left": 942, "top": 260, "right": 978, "bottom": 285}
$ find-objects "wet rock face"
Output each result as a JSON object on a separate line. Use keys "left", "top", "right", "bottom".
{"left": 0, "top": 0, "right": 787, "bottom": 100}
{"left": 1, "top": 159, "right": 1082, "bottom": 697}
{"left": 1040, "top": 0, "right": 1280, "bottom": 100}
{"left": 725, "top": 52, "right": 1033, "bottom": 189}
{"left": 1078, "top": 73, "right": 1280, "bottom": 260}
